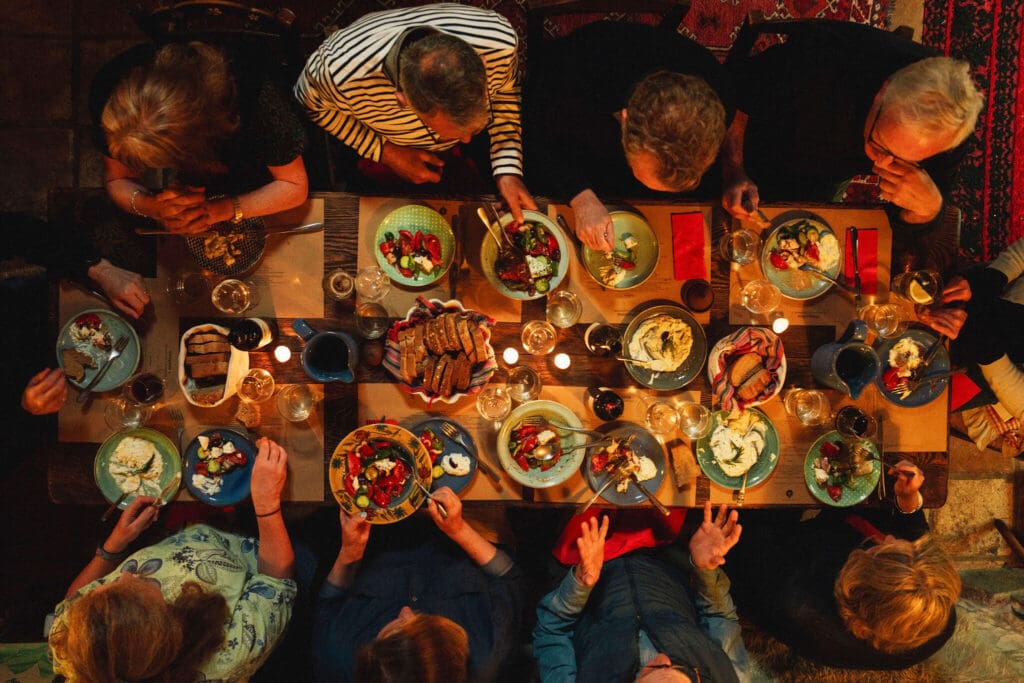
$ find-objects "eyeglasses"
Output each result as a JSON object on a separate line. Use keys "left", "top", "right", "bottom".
{"left": 417, "top": 89, "right": 494, "bottom": 145}
{"left": 864, "top": 102, "right": 920, "bottom": 168}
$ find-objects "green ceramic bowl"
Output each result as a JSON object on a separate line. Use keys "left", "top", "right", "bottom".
{"left": 760, "top": 210, "right": 842, "bottom": 300}
{"left": 695, "top": 409, "right": 780, "bottom": 490}
{"left": 374, "top": 205, "right": 455, "bottom": 287}
{"left": 94, "top": 428, "right": 181, "bottom": 508}
{"left": 480, "top": 210, "right": 570, "bottom": 300}
{"left": 498, "top": 400, "right": 587, "bottom": 488}
{"left": 56, "top": 308, "right": 141, "bottom": 392}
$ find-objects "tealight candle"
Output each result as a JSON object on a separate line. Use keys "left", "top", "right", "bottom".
{"left": 771, "top": 313, "right": 790, "bottom": 334}
{"left": 553, "top": 353, "right": 571, "bottom": 370}
{"left": 503, "top": 347, "right": 520, "bottom": 365}
{"left": 274, "top": 345, "right": 292, "bottom": 363}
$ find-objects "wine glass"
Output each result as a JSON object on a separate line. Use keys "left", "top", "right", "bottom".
{"left": 637, "top": 394, "right": 679, "bottom": 435}
{"left": 860, "top": 303, "right": 910, "bottom": 339}
{"left": 741, "top": 280, "right": 782, "bottom": 316}
{"left": 507, "top": 366, "right": 542, "bottom": 403}
{"left": 546, "top": 289, "right": 582, "bottom": 328}
{"left": 323, "top": 268, "right": 355, "bottom": 300}
{"left": 677, "top": 401, "right": 712, "bottom": 439}
{"left": 211, "top": 278, "right": 258, "bottom": 314}
{"left": 521, "top": 320, "right": 557, "bottom": 355}
{"left": 277, "top": 384, "right": 315, "bottom": 422}
{"left": 355, "top": 302, "right": 390, "bottom": 340}
{"left": 783, "top": 388, "right": 832, "bottom": 426}
{"left": 718, "top": 229, "right": 759, "bottom": 265}
{"left": 104, "top": 399, "right": 151, "bottom": 432}
{"left": 355, "top": 266, "right": 391, "bottom": 302}
{"left": 476, "top": 384, "right": 512, "bottom": 423}
{"left": 237, "top": 368, "right": 275, "bottom": 403}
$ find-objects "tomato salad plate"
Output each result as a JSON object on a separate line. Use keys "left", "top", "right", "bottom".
{"left": 183, "top": 428, "right": 257, "bottom": 506}
{"left": 805, "top": 431, "right": 880, "bottom": 507}
{"left": 414, "top": 417, "right": 478, "bottom": 494}
{"left": 480, "top": 209, "right": 570, "bottom": 300}
{"left": 760, "top": 210, "right": 842, "bottom": 300}
{"left": 497, "top": 401, "right": 587, "bottom": 488}
{"left": 330, "top": 423, "right": 433, "bottom": 524}
{"left": 374, "top": 204, "right": 455, "bottom": 287}
{"left": 583, "top": 421, "right": 665, "bottom": 506}
{"left": 56, "top": 308, "right": 141, "bottom": 392}
{"left": 875, "top": 329, "right": 951, "bottom": 407}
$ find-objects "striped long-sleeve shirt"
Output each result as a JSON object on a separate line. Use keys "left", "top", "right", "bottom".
{"left": 295, "top": 3, "right": 523, "bottom": 177}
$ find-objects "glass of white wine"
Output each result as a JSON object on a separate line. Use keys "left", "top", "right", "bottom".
{"left": 637, "top": 394, "right": 679, "bottom": 435}
{"left": 677, "top": 401, "right": 712, "bottom": 439}
{"left": 211, "top": 278, "right": 258, "bottom": 314}
{"left": 507, "top": 366, "right": 542, "bottom": 403}
{"left": 521, "top": 320, "right": 558, "bottom": 355}
{"left": 783, "top": 388, "right": 832, "bottom": 426}
{"left": 476, "top": 384, "right": 512, "bottom": 423}
{"left": 546, "top": 289, "right": 582, "bottom": 328}
{"left": 741, "top": 279, "right": 782, "bottom": 316}
{"left": 237, "top": 368, "right": 275, "bottom": 403}
{"left": 277, "top": 384, "right": 315, "bottom": 422}
{"left": 860, "top": 303, "right": 910, "bottom": 339}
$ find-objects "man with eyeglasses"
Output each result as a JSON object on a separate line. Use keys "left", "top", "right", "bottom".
{"left": 721, "top": 22, "right": 982, "bottom": 232}
{"left": 295, "top": 3, "right": 535, "bottom": 219}
{"left": 533, "top": 503, "right": 749, "bottom": 682}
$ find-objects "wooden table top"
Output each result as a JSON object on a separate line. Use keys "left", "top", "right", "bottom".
{"left": 48, "top": 192, "right": 951, "bottom": 509}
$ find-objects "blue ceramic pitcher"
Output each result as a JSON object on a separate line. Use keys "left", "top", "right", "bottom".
{"left": 292, "top": 319, "right": 357, "bottom": 383}
{"left": 810, "top": 320, "right": 880, "bottom": 399}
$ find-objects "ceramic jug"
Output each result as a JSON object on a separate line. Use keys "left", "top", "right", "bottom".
{"left": 292, "top": 319, "right": 358, "bottom": 383}
{"left": 810, "top": 320, "right": 880, "bottom": 399}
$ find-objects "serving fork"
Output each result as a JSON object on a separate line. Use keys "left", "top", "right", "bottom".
{"left": 77, "top": 335, "right": 130, "bottom": 403}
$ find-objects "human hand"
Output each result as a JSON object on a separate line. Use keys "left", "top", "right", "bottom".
{"left": 688, "top": 501, "right": 742, "bottom": 570}
{"left": 87, "top": 259, "right": 150, "bottom": 319}
{"left": 152, "top": 186, "right": 211, "bottom": 233}
{"left": 250, "top": 437, "right": 288, "bottom": 516}
{"left": 339, "top": 508, "right": 371, "bottom": 563}
{"left": 21, "top": 368, "right": 67, "bottom": 415}
{"left": 573, "top": 515, "right": 609, "bottom": 587}
{"left": 570, "top": 189, "right": 614, "bottom": 251}
{"left": 427, "top": 486, "right": 466, "bottom": 537}
{"left": 939, "top": 276, "right": 972, "bottom": 304}
{"left": 889, "top": 459, "right": 924, "bottom": 496}
{"left": 495, "top": 175, "right": 537, "bottom": 224}
{"left": 917, "top": 306, "right": 967, "bottom": 339}
{"left": 381, "top": 142, "right": 444, "bottom": 184}
{"left": 106, "top": 495, "right": 159, "bottom": 553}
{"left": 721, "top": 173, "right": 760, "bottom": 220}
{"left": 874, "top": 159, "right": 942, "bottom": 223}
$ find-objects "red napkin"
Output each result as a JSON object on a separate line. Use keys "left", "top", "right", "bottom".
{"left": 844, "top": 227, "right": 878, "bottom": 295}
{"left": 951, "top": 371, "right": 982, "bottom": 411}
{"left": 845, "top": 513, "right": 888, "bottom": 544}
{"left": 671, "top": 213, "right": 706, "bottom": 281}
{"left": 551, "top": 508, "right": 687, "bottom": 565}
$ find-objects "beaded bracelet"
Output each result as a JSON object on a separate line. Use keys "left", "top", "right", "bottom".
{"left": 895, "top": 491, "right": 924, "bottom": 515}
{"left": 130, "top": 188, "right": 150, "bottom": 217}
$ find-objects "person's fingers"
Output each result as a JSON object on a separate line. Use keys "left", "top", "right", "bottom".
{"left": 597, "top": 514, "right": 610, "bottom": 540}
{"left": 601, "top": 221, "right": 615, "bottom": 251}
{"left": 28, "top": 368, "right": 52, "bottom": 386}
{"left": 38, "top": 368, "right": 65, "bottom": 391}
{"left": 37, "top": 376, "right": 66, "bottom": 403}
{"left": 520, "top": 192, "right": 538, "bottom": 211}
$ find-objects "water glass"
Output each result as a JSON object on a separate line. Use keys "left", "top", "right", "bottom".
{"left": 677, "top": 401, "right": 712, "bottom": 439}
{"left": 860, "top": 303, "right": 910, "bottom": 339}
{"left": 211, "top": 278, "right": 258, "bottom": 314}
{"left": 521, "top": 320, "right": 558, "bottom": 355}
{"left": 783, "top": 388, "right": 832, "bottom": 426}
{"left": 277, "top": 384, "right": 315, "bottom": 422}
{"left": 355, "top": 302, "right": 390, "bottom": 340}
{"left": 719, "top": 229, "right": 759, "bottom": 265}
{"left": 167, "top": 272, "right": 209, "bottom": 305}
{"left": 104, "top": 398, "right": 151, "bottom": 432}
{"left": 643, "top": 398, "right": 680, "bottom": 435}
{"left": 237, "top": 368, "right": 275, "bottom": 403}
{"left": 355, "top": 266, "right": 391, "bottom": 302}
{"left": 323, "top": 268, "right": 355, "bottom": 300}
{"left": 476, "top": 384, "right": 512, "bottom": 422}
{"left": 741, "top": 280, "right": 782, "bottom": 316}
{"left": 507, "top": 366, "right": 542, "bottom": 403}
{"left": 546, "top": 289, "right": 582, "bottom": 328}
{"left": 891, "top": 270, "right": 942, "bottom": 306}
{"left": 835, "top": 406, "right": 877, "bottom": 439}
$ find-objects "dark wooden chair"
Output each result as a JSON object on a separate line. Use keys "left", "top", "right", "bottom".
{"left": 525, "top": 0, "right": 691, "bottom": 49}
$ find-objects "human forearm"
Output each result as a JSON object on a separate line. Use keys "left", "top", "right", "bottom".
{"left": 690, "top": 564, "right": 750, "bottom": 682}
{"left": 721, "top": 110, "right": 748, "bottom": 178}
{"left": 981, "top": 355, "right": 1024, "bottom": 421}
{"left": 988, "top": 236, "right": 1024, "bottom": 283}
{"left": 65, "top": 555, "right": 118, "bottom": 597}
{"left": 256, "top": 512, "right": 295, "bottom": 580}
{"left": 448, "top": 523, "right": 499, "bottom": 567}
{"left": 532, "top": 568, "right": 590, "bottom": 681}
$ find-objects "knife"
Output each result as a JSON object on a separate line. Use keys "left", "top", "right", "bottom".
{"left": 849, "top": 227, "right": 863, "bottom": 308}
{"left": 449, "top": 213, "right": 462, "bottom": 301}
{"left": 910, "top": 335, "right": 948, "bottom": 381}
{"left": 152, "top": 472, "right": 182, "bottom": 509}
{"left": 630, "top": 473, "right": 671, "bottom": 516}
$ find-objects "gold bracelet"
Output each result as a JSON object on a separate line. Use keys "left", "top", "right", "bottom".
{"left": 895, "top": 491, "right": 924, "bottom": 514}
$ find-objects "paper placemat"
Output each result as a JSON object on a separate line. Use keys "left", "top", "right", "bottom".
{"left": 728, "top": 207, "right": 893, "bottom": 330}
{"left": 550, "top": 204, "right": 712, "bottom": 326}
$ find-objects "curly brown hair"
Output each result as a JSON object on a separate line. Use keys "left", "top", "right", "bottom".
{"left": 102, "top": 41, "right": 239, "bottom": 174}
{"left": 49, "top": 580, "right": 229, "bottom": 682}
{"left": 622, "top": 71, "right": 726, "bottom": 192}
{"left": 355, "top": 613, "right": 469, "bottom": 683}
{"left": 835, "top": 535, "right": 960, "bottom": 653}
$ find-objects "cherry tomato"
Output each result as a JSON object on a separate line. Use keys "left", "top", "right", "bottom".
{"left": 423, "top": 233, "right": 442, "bottom": 262}
{"left": 769, "top": 251, "right": 789, "bottom": 270}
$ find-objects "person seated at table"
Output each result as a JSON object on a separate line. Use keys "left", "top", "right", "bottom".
{"left": 523, "top": 21, "right": 734, "bottom": 250}
{"left": 0, "top": 212, "right": 148, "bottom": 422}
{"left": 312, "top": 488, "right": 524, "bottom": 682}
{"left": 294, "top": 3, "right": 535, "bottom": 221}
{"left": 533, "top": 503, "right": 749, "bottom": 682}
{"left": 919, "top": 235, "right": 1024, "bottom": 423}
{"left": 48, "top": 438, "right": 296, "bottom": 681}
{"left": 722, "top": 21, "right": 983, "bottom": 232}
{"left": 91, "top": 40, "right": 309, "bottom": 234}
{"left": 722, "top": 460, "right": 959, "bottom": 670}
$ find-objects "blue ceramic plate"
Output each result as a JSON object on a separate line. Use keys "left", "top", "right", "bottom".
{"left": 56, "top": 308, "right": 140, "bottom": 392}
{"left": 581, "top": 211, "right": 659, "bottom": 290}
{"left": 94, "top": 428, "right": 181, "bottom": 508}
{"left": 412, "top": 417, "right": 478, "bottom": 494}
{"left": 695, "top": 409, "right": 780, "bottom": 490}
{"left": 622, "top": 305, "right": 707, "bottom": 390}
{"left": 582, "top": 421, "right": 664, "bottom": 506}
{"left": 875, "top": 329, "right": 951, "bottom": 407}
{"left": 804, "top": 431, "right": 880, "bottom": 507}
{"left": 760, "top": 211, "right": 842, "bottom": 300}
{"left": 183, "top": 427, "right": 256, "bottom": 506}
{"left": 374, "top": 205, "right": 455, "bottom": 287}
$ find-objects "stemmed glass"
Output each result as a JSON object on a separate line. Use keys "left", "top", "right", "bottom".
{"left": 741, "top": 280, "right": 782, "bottom": 316}
{"left": 677, "top": 401, "right": 712, "bottom": 439}
{"left": 783, "top": 388, "right": 832, "bottom": 426}
{"left": 237, "top": 368, "right": 275, "bottom": 403}
{"left": 860, "top": 302, "right": 910, "bottom": 339}
{"left": 637, "top": 394, "right": 680, "bottom": 435}
{"left": 104, "top": 371, "right": 168, "bottom": 431}
{"left": 507, "top": 366, "right": 542, "bottom": 403}
{"left": 476, "top": 384, "right": 512, "bottom": 425}
{"left": 546, "top": 289, "right": 582, "bottom": 328}
{"left": 521, "top": 320, "right": 558, "bottom": 355}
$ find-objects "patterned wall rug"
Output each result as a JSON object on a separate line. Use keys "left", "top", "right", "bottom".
{"left": 923, "top": 0, "right": 1024, "bottom": 259}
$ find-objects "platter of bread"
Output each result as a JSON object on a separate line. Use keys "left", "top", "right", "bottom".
{"left": 707, "top": 326, "right": 787, "bottom": 411}
{"left": 178, "top": 324, "right": 249, "bottom": 407}
{"left": 383, "top": 298, "right": 497, "bottom": 404}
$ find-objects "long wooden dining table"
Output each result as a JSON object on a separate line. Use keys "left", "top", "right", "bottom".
{"left": 48, "top": 192, "right": 952, "bottom": 509}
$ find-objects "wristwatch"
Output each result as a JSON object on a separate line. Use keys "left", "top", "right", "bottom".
{"left": 230, "top": 196, "right": 244, "bottom": 224}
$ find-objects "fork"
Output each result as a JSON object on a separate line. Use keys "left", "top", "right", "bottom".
{"left": 892, "top": 367, "right": 962, "bottom": 398}
{"left": 797, "top": 263, "right": 860, "bottom": 295}
{"left": 578, "top": 465, "right": 631, "bottom": 514}
{"left": 101, "top": 453, "right": 156, "bottom": 521}
{"left": 414, "top": 479, "right": 448, "bottom": 519}
{"left": 77, "top": 335, "right": 130, "bottom": 403}
{"left": 735, "top": 471, "right": 749, "bottom": 507}
{"left": 520, "top": 416, "right": 603, "bottom": 436}
{"left": 438, "top": 421, "right": 501, "bottom": 485}
{"left": 167, "top": 407, "right": 185, "bottom": 454}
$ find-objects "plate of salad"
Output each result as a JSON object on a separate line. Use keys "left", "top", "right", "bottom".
{"left": 804, "top": 431, "right": 880, "bottom": 507}
{"left": 497, "top": 400, "right": 586, "bottom": 488}
{"left": 414, "top": 417, "right": 478, "bottom": 494}
{"left": 760, "top": 210, "right": 842, "bottom": 300}
{"left": 374, "top": 204, "right": 455, "bottom": 287}
{"left": 581, "top": 211, "right": 659, "bottom": 289}
{"left": 480, "top": 209, "right": 569, "bottom": 300}
{"left": 183, "top": 427, "right": 256, "bottom": 507}
{"left": 329, "top": 423, "right": 433, "bottom": 524}
{"left": 583, "top": 421, "right": 665, "bottom": 506}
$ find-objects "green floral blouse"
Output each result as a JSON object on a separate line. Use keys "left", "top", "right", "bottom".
{"left": 49, "top": 524, "right": 296, "bottom": 682}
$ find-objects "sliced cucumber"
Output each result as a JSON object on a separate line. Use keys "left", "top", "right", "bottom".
{"left": 355, "top": 494, "right": 370, "bottom": 509}
{"left": 535, "top": 278, "right": 550, "bottom": 293}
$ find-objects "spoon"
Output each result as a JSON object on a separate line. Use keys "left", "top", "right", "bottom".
{"left": 476, "top": 207, "right": 504, "bottom": 250}
{"left": 532, "top": 438, "right": 613, "bottom": 461}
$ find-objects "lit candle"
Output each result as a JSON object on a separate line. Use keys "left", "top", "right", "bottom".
{"left": 274, "top": 345, "right": 292, "bottom": 363}
{"left": 502, "top": 347, "right": 520, "bottom": 365}
{"left": 771, "top": 314, "right": 790, "bottom": 334}
{"left": 553, "top": 353, "right": 571, "bottom": 370}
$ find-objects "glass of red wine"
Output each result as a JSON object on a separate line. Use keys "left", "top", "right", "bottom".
{"left": 124, "top": 371, "right": 168, "bottom": 407}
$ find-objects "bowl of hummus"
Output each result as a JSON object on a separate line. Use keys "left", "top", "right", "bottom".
{"left": 622, "top": 304, "right": 707, "bottom": 389}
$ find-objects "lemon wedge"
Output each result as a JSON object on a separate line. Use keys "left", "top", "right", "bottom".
{"left": 907, "top": 279, "right": 935, "bottom": 304}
